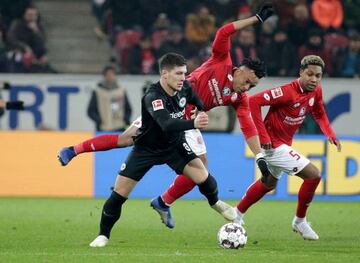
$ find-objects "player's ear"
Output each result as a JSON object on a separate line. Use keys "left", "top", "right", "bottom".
{"left": 161, "top": 69, "right": 168, "bottom": 79}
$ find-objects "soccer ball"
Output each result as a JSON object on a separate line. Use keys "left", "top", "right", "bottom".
{"left": 217, "top": 223, "right": 247, "bottom": 249}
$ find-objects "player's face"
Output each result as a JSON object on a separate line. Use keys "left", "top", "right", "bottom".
{"left": 299, "top": 65, "right": 323, "bottom": 92}
{"left": 233, "top": 67, "right": 259, "bottom": 93}
{"left": 163, "top": 65, "right": 187, "bottom": 92}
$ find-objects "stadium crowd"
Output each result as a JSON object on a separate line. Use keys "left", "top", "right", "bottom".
{"left": 0, "top": 0, "right": 359, "bottom": 77}
{"left": 92, "top": 0, "right": 359, "bottom": 77}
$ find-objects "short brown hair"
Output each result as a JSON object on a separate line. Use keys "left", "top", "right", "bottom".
{"left": 300, "top": 55, "right": 325, "bottom": 71}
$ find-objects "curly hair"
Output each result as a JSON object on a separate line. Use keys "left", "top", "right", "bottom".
{"left": 300, "top": 55, "right": 325, "bottom": 71}
{"left": 241, "top": 58, "right": 267, "bottom": 78}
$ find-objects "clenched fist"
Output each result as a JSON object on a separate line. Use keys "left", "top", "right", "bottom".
{"left": 194, "top": 111, "right": 208, "bottom": 129}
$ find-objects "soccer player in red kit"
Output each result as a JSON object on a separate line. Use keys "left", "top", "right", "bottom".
{"left": 58, "top": 4, "right": 275, "bottom": 228}
{"left": 233, "top": 55, "right": 342, "bottom": 240}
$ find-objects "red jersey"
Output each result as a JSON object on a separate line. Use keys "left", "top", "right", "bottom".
{"left": 249, "top": 79, "right": 337, "bottom": 148}
{"left": 186, "top": 23, "right": 257, "bottom": 139}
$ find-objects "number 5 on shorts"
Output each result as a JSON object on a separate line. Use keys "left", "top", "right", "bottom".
{"left": 289, "top": 150, "right": 300, "bottom": 161}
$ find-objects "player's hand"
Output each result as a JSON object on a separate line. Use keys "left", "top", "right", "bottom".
{"left": 6, "top": 100, "right": 25, "bottom": 110}
{"left": 190, "top": 107, "right": 198, "bottom": 119}
{"left": 194, "top": 111, "right": 208, "bottom": 129}
{"left": 256, "top": 3, "right": 274, "bottom": 23}
{"left": 329, "top": 137, "right": 342, "bottom": 152}
{"left": 261, "top": 142, "right": 272, "bottom": 150}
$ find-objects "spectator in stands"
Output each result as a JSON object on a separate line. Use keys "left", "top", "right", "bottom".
{"left": 311, "top": 0, "right": 343, "bottom": 30}
{"left": 150, "top": 13, "right": 171, "bottom": 49}
{"left": 157, "top": 24, "right": 197, "bottom": 59}
{"left": 0, "top": 0, "right": 32, "bottom": 28}
{"left": 230, "top": 27, "right": 257, "bottom": 66}
{"left": 343, "top": 0, "right": 360, "bottom": 31}
{"left": 333, "top": 34, "right": 360, "bottom": 78}
{"left": 259, "top": 29, "right": 298, "bottom": 77}
{"left": 286, "top": 4, "right": 317, "bottom": 49}
{"left": 185, "top": 5, "right": 216, "bottom": 47}
{"left": 127, "top": 36, "right": 157, "bottom": 75}
{"left": 87, "top": 65, "right": 132, "bottom": 131}
{"left": 7, "top": 6, "right": 53, "bottom": 73}
{"left": 298, "top": 28, "right": 333, "bottom": 76}
{"left": 0, "top": 30, "right": 7, "bottom": 72}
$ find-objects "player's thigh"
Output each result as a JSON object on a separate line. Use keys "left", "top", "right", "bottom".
{"left": 264, "top": 144, "right": 310, "bottom": 178}
{"left": 296, "top": 162, "right": 320, "bottom": 180}
{"left": 113, "top": 175, "right": 138, "bottom": 197}
{"left": 119, "top": 148, "right": 155, "bottom": 182}
{"left": 183, "top": 158, "right": 208, "bottom": 184}
{"left": 166, "top": 140, "right": 206, "bottom": 182}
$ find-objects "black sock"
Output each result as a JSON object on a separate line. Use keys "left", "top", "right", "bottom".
{"left": 157, "top": 196, "right": 169, "bottom": 208}
{"left": 198, "top": 174, "right": 219, "bottom": 206}
{"left": 99, "top": 191, "right": 127, "bottom": 238}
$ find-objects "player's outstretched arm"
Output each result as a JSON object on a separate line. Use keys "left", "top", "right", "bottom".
{"left": 232, "top": 3, "right": 274, "bottom": 31}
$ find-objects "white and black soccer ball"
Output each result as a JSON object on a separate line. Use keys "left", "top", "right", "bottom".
{"left": 217, "top": 223, "right": 247, "bottom": 249}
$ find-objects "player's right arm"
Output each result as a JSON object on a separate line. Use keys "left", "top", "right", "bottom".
{"left": 144, "top": 93, "right": 205, "bottom": 132}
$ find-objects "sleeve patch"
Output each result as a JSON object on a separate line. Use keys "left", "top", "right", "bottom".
{"left": 270, "top": 87, "right": 283, "bottom": 99}
{"left": 152, "top": 99, "right": 164, "bottom": 111}
{"left": 263, "top": 93, "right": 271, "bottom": 101}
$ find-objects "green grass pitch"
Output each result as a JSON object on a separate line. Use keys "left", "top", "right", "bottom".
{"left": 0, "top": 198, "right": 359, "bottom": 263}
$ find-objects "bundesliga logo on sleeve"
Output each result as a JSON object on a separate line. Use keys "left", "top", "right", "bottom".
{"left": 271, "top": 87, "right": 283, "bottom": 99}
{"left": 152, "top": 99, "right": 164, "bottom": 111}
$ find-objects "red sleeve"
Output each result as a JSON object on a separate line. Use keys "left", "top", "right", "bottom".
{"left": 233, "top": 93, "right": 258, "bottom": 140}
{"left": 312, "top": 88, "right": 337, "bottom": 141}
{"left": 249, "top": 87, "right": 291, "bottom": 144}
{"left": 211, "top": 23, "right": 236, "bottom": 61}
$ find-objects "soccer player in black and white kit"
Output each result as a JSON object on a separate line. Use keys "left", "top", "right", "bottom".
{"left": 89, "top": 53, "right": 237, "bottom": 247}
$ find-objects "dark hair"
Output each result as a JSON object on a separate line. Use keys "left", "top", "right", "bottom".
{"left": 102, "top": 65, "right": 116, "bottom": 75}
{"left": 300, "top": 55, "right": 325, "bottom": 71}
{"left": 241, "top": 58, "right": 267, "bottom": 78}
{"left": 158, "top": 53, "right": 187, "bottom": 72}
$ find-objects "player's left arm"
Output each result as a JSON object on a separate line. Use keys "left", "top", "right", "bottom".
{"left": 312, "top": 88, "right": 341, "bottom": 152}
{"left": 211, "top": 3, "right": 274, "bottom": 61}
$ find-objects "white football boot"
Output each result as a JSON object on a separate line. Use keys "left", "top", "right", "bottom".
{"left": 292, "top": 217, "right": 319, "bottom": 240}
{"left": 211, "top": 200, "right": 237, "bottom": 221}
{"left": 232, "top": 208, "right": 245, "bottom": 226}
{"left": 89, "top": 235, "right": 109, "bottom": 247}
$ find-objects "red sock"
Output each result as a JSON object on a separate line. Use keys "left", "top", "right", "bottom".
{"left": 74, "top": 134, "right": 119, "bottom": 154}
{"left": 236, "top": 179, "right": 272, "bottom": 213}
{"left": 162, "top": 175, "right": 196, "bottom": 205}
{"left": 296, "top": 177, "right": 321, "bottom": 218}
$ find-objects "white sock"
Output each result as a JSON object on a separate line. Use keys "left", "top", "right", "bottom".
{"left": 294, "top": 216, "right": 306, "bottom": 224}
{"left": 236, "top": 207, "right": 244, "bottom": 219}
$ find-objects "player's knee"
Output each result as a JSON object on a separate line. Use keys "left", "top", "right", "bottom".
{"left": 198, "top": 174, "right": 218, "bottom": 196}
{"left": 261, "top": 175, "right": 277, "bottom": 189}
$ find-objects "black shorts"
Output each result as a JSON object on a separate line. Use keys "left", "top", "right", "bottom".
{"left": 119, "top": 140, "right": 198, "bottom": 181}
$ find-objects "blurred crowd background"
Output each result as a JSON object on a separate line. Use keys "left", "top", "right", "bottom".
{"left": 0, "top": 0, "right": 359, "bottom": 77}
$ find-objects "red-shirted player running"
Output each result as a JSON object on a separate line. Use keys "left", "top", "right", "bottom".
{"left": 233, "top": 55, "right": 342, "bottom": 240}
{"left": 58, "top": 4, "right": 275, "bottom": 228}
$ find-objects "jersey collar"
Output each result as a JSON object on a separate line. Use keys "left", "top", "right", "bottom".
{"left": 296, "top": 78, "right": 304, "bottom": 93}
